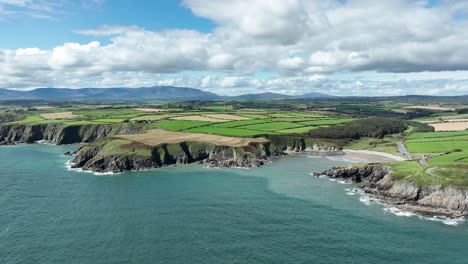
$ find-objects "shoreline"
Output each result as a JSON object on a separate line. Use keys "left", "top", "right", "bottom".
{"left": 314, "top": 165, "right": 467, "bottom": 222}
{"left": 342, "top": 149, "right": 406, "bottom": 162}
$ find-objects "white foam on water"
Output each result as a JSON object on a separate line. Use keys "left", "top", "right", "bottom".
{"left": 64, "top": 160, "right": 122, "bottom": 176}
{"left": 359, "top": 195, "right": 372, "bottom": 205}
{"left": 345, "top": 188, "right": 361, "bottom": 196}
{"left": 337, "top": 180, "right": 350, "bottom": 185}
{"left": 418, "top": 215, "right": 465, "bottom": 226}
{"left": 384, "top": 206, "right": 416, "bottom": 217}
{"left": 34, "top": 139, "right": 54, "bottom": 145}
{"left": 315, "top": 173, "right": 465, "bottom": 227}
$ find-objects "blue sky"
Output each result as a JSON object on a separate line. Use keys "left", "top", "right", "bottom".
{"left": 0, "top": 1, "right": 214, "bottom": 49}
{"left": 1, "top": 0, "right": 468, "bottom": 96}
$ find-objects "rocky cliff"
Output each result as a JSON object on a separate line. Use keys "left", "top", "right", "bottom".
{"left": 0, "top": 123, "right": 142, "bottom": 144}
{"left": 70, "top": 140, "right": 272, "bottom": 173}
{"left": 70, "top": 136, "right": 343, "bottom": 173}
{"left": 315, "top": 165, "right": 467, "bottom": 218}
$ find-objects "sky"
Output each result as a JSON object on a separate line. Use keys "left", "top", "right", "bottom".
{"left": 1, "top": 0, "right": 468, "bottom": 96}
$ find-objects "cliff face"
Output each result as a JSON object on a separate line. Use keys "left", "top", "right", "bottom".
{"left": 315, "top": 165, "right": 468, "bottom": 218}
{"left": 70, "top": 136, "right": 343, "bottom": 173}
{"left": 0, "top": 124, "right": 142, "bottom": 144}
{"left": 71, "top": 141, "right": 273, "bottom": 173}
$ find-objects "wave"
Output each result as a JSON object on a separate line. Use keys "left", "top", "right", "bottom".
{"left": 383, "top": 207, "right": 416, "bottom": 217}
{"left": 64, "top": 160, "right": 121, "bottom": 176}
{"left": 418, "top": 215, "right": 465, "bottom": 226}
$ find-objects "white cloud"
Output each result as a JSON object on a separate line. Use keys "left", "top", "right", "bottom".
{"left": 1, "top": 0, "right": 468, "bottom": 95}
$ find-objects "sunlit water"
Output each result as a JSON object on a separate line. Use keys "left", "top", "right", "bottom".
{"left": 1, "top": 144, "right": 467, "bottom": 264}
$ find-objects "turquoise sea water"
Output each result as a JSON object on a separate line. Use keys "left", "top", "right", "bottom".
{"left": 0, "top": 144, "right": 467, "bottom": 264}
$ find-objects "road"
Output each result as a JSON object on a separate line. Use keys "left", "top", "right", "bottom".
{"left": 398, "top": 140, "right": 429, "bottom": 166}
{"left": 397, "top": 141, "right": 412, "bottom": 160}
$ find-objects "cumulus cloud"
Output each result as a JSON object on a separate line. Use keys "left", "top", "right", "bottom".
{"left": 1, "top": 0, "right": 468, "bottom": 95}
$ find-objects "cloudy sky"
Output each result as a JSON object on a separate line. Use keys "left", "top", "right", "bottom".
{"left": 1, "top": 0, "right": 468, "bottom": 96}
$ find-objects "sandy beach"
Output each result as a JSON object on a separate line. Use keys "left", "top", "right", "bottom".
{"left": 342, "top": 149, "right": 406, "bottom": 163}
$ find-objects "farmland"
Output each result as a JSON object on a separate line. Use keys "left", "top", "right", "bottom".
{"left": 1, "top": 95, "right": 466, "bottom": 186}
{"left": 116, "top": 129, "right": 269, "bottom": 147}
{"left": 2, "top": 103, "right": 356, "bottom": 137}
{"left": 392, "top": 130, "right": 468, "bottom": 186}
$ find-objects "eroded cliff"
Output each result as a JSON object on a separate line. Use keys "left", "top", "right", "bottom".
{"left": 315, "top": 165, "right": 468, "bottom": 218}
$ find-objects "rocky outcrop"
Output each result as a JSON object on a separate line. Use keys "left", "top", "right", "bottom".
{"left": 0, "top": 123, "right": 142, "bottom": 144}
{"left": 0, "top": 135, "right": 15, "bottom": 146}
{"left": 70, "top": 141, "right": 274, "bottom": 173}
{"left": 315, "top": 165, "right": 468, "bottom": 218}
{"left": 70, "top": 136, "right": 344, "bottom": 173}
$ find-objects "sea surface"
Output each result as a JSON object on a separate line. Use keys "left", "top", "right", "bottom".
{"left": 1, "top": 144, "right": 467, "bottom": 264}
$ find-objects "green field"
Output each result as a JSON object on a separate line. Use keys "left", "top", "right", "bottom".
{"left": 406, "top": 141, "right": 468, "bottom": 153}
{"left": 406, "top": 131, "right": 468, "bottom": 139}
{"left": 186, "top": 127, "right": 266, "bottom": 137}
{"left": 240, "top": 121, "right": 303, "bottom": 132}
{"left": 151, "top": 120, "right": 212, "bottom": 131}
{"left": 299, "top": 118, "right": 355, "bottom": 126}
{"left": 211, "top": 119, "right": 271, "bottom": 128}
{"left": 396, "top": 130, "right": 468, "bottom": 186}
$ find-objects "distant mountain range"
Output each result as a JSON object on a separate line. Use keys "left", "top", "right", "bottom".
{"left": 0, "top": 86, "right": 332, "bottom": 101}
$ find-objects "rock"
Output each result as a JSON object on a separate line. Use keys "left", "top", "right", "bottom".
{"left": 63, "top": 151, "right": 72, "bottom": 156}
{"left": 315, "top": 165, "right": 468, "bottom": 218}
{"left": 0, "top": 123, "right": 143, "bottom": 145}
{"left": 0, "top": 136, "right": 15, "bottom": 146}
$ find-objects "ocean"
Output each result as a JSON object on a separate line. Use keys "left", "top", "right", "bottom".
{"left": 1, "top": 144, "right": 467, "bottom": 264}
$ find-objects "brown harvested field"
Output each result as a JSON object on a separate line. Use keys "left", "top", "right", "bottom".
{"left": 135, "top": 108, "right": 167, "bottom": 112}
{"left": 170, "top": 115, "right": 229, "bottom": 122}
{"left": 429, "top": 122, "right": 468, "bottom": 131}
{"left": 115, "top": 129, "right": 269, "bottom": 147}
{"left": 403, "top": 105, "right": 456, "bottom": 111}
{"left": 40, "top": 112, "right": 81, "bottom": 119}
{"left": 421, "top": 119, "right": 468, "bottom": 124}
{"left": 203, "top": 114, "right": 251, "bottom": 120}
{"left": 33, "top": 106, "right": 56, "bottom": 110}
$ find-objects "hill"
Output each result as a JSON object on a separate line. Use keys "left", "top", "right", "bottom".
{"left": 0, "top": 86, "right": 219, "bottom": 101}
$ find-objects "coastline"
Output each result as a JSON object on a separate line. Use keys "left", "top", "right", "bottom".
{"left": 342, "top": 149, "right": 406, "bottom": 162}
{"left": 314, "top": 165, "right": 467, "bottom": 221}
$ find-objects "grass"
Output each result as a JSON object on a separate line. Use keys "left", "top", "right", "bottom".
{"left": 406, "top": 131, "right": 468, "bottom": 140}
{"left": 151, "top": 120, "right": 212, "bottom": 131}
{"left": 201, "top": 105, "right": 233, "bottom": 111}
{"left": 185, "top": 127, "right": 267, "bottom": 137}
{"left": 130, "top": 114, "right": 176, "bottom": 121}
{"left": 429, "top": 152, "right": 468, "bottom": 165}
{"left": 267, "top": 113, "right": 297, "bottom": 118}
{"left": 8, "top": 115, "right": 62, "bottom": 125}
{"left": 116, "top": 129, "right": 269, "bottom": 146}
{"left": 346, "top": 136, "right": 402, "bottom": 156}
{"left": 286, "top": 112, "right": 327, "bottom": 118}
{"left": 406, "top": 141, "right": 468, "bottom": 153}
{"left": 405, "top": 134, "right": 468, "bottom": 143}
{"left": 73, "top": 109, "right": 142, "bottom": 119}
{"left": 99, "top": 139, "right": 152, "bottom": 157}
{"left": 91, "top": 118, "right": 127, "bottom": 123}
{"left": 236, "top": 113, "right": 270, "bottom": 119}
{"left": 240, "top": 121, "right": 303, "bottom": 132}
{"left": 388, "top": 161, "right": 468, "bottom": 187}
{"left": 211, "top": 119, "right": 271, "bottom": 128}
{"left": 276, "top": 126, "right": 320, "bottom": 134}
{"left": 298, "top": 118, "right": 355, "bottom": 126}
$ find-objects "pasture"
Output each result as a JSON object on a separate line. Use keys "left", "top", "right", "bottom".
{"left": 115, "top": 129, "right": 269, "bottom": 147}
